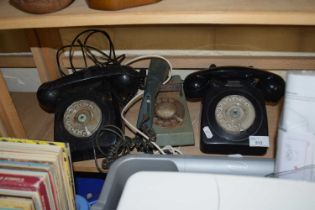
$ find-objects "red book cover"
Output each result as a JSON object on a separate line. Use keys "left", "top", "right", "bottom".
{"left": 0, "top": 173, "right": 51, "bottom": 210}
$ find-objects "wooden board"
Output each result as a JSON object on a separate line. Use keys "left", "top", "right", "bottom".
{"left": 11, "top": 92, "right": 54, "bottom": 140}
{"left": 1, "top": 0, "right": 315, "bottom": 30}
{"left": 12, "top": 92, "right": 281, "bottom": 173}
{"left": 60, "top": 26, "right": 315, "bottom": 52}
{"left": 0, "top": 76, "right": 26, "bottom": 138}
{"left": 0, "top": 54, "right": 35, "bottom": 68}
{"left": 0, "top": 30, "right": 30, "bottom": 52}
{"left": 73, "top": 101, "right": 282, "bottom": 172}
{"left": 61, "top": 51, "right": 315, "bottom": 70}
{"left": 2, "top": 26, "right": 315, "bottom": 54}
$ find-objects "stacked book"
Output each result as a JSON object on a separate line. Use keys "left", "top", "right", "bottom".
{"left": 0, "top": 137, "right": 76, "bottom": 210}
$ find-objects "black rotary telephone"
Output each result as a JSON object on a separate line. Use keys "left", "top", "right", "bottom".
{"left": 37, "top": 64, "right": 145, "bottom": 161}
{"left": 184, "top": 65, "right": 285, "bottom": 155}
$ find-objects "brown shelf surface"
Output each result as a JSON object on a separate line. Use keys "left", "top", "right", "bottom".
{"left": 1, "top": 0, "right": 315, "bottom": 30}
{"left": 12, "top": 92, "right": 281, "bottom": 173}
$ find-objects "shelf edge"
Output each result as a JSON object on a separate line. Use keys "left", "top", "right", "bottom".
{"left": 1, "top": 11, "right": 315, "bottom": 30}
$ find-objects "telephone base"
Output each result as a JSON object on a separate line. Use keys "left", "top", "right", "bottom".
{"left": 200, "top": 85, "right": 269, "bottom": 156}
{"left": 200, "top": 143, "right": 267, "bottom": 156}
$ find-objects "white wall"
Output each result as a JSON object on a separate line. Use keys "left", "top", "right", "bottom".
{"left": 1, "top": 68, "right": 41, "bottom": 92}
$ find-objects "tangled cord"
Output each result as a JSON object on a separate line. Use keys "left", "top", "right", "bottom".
{"left": 92, "top": 125, "right": 155, "bottom": 172}
{"left": 56, "top": 29, "right": 126, "bottom": 77}
{"left": 92, "top": 124, "right": 183, "bottom": 172}
{"left": 102, "top": 135, "right": 154, "bottom": 169}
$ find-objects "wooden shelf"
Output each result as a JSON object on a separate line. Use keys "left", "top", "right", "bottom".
{"left": 1, "top": 0, "right": 310, "bottom": 172}
{"left": 12, "top": 92, "right": 281, "bottom": 173}
{"left": 1, "top": 0, "right": 315, "bottom": 30}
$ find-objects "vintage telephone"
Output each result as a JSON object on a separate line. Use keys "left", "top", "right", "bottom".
{"left": 136, "top": 58, "right": 194, "bottom": 147}
{"left": 184, "top": 65, "right": 285, "bottom": 155}
{"left": 136, "top": 58, "right": 170, "bottom": 140}
{"left": 37, "top": 64, "right": 145, "bottom": 161}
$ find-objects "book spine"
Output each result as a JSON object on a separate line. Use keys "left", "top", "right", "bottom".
{"left": 0, "top": 173, "right": 51, "bottom": 210}
{"left": 63, "top": 143, "right": 76, "bottom": 209}
{"left": 0, "top": 188, "right": 42, "bottom": 209}
{"left": 48, "top": 173, "right": 59, "bottom": 210}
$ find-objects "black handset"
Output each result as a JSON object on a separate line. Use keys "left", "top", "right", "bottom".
{"left": 37, "top": 64, "right": 145, "bottom": 113}
{"left": 184, "top": 66, "right": 285, "bottom": 103}
{"left": 183, "top": 65, "right": 285, "bottom": 156}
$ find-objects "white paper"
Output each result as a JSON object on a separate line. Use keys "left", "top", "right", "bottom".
{"left": 276, "top": 129, "right": 314, "bottom": 180}
{"left": 275, "top": 72, "right": 315, "bottom": 181}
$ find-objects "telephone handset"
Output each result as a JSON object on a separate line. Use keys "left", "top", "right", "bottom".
{"left": 184, "top": 65, "right": 285, "bottom": 103}
{"left": 183, "top": 65, "right": 285, "bottom": 155}
{"left": 37, "top": 64, "right": 145, "bottom": 113}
